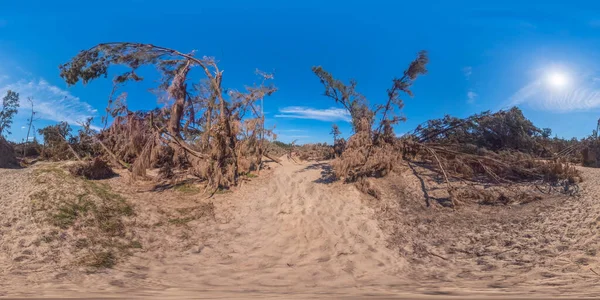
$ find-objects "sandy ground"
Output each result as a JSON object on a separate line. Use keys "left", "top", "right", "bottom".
{"left": 1, "top": 158, "right": 600, "bottom": 298}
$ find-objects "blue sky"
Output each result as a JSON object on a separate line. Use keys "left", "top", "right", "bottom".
{"left": 2, "top": 0, "right": 600, "bottom": 143}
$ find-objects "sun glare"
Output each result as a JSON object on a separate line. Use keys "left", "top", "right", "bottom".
{"left": 547, "top": 71, "right": 569, "bottom": 89}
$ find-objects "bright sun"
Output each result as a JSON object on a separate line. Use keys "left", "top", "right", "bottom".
{"left": 547, "top": 71, "right": 569, "bottom": 88}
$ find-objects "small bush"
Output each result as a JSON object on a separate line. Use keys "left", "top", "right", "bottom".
{"left": 69, "top": 158, "right": 116, "bottom": 180}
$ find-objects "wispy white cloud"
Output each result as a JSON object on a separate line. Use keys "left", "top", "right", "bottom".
{"left": 275, "top": 106, "right": 351, "bottom": 122}
{"left": 507, "top": 77, "right": 600, "bottom": 112}
{"left": 14, "top": 66, "right": 32, "bottom": 77}
{"left": 0, "top": 78, "right": 99, "bottom": 129}
{"left": 276, "top": 129, "right": 307, "bottom": 133}
{"left": 285, "top": 135, "right": 311, "bottom": 139}
{"left": 467, "top": 90, "right": 478, "bottom": 104}
{"left": 463, "top": 66, "right": 472, "bottom": 79}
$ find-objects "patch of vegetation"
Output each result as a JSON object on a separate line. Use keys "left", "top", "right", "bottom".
{"left": 169, "top": 203, "right": 215, "bottom": 226}
{"left": 129, "top": 240, "right": 142, "bottom": 249}
{"left": 30, "top": 190, "right": 51, "bottom": 212}
{"left": 215, "top": 188, "right": 231, "bottom": 195}
{"left": 81, "top": 250, "right": 117, "bottom": 269}
{"left": 29, "top": 168, "right": 137, "bottom": 270}
{"left": 51, "top": 195, "right": 95, "bottom": 228}
{"left": 68, "top": 158, "right": 116, "bottom": 180}
{"left": 173, "top": 182, "right": 202, "bottom": 194}
{"left": 272, "top": 140, "right": 293, "bottom": 149}
{"left": 33, "top": 166, "right": 70, "bottom": 184}
{"left": 85, "top": 181, "right": 134, "bottom": 217}
{"left": 33, "top": 230, "right": 60, "bottom": 246}
{"left": 75, "top": 238, "right": 90, "bottom": 249}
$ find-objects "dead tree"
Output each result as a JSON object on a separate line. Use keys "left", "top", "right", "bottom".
{"left": 312, "top": 51, "right": 429, "bottom": 181}
{"left": 60, "top": 42, "right": 277, "bottom": 189}
{"left": 23, "top": 97, "right": 39, "bottom": 157}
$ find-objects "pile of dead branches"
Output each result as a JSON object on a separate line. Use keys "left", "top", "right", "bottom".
{"left": 400, "top": 112, "right": 582, "bottom": 206}
{"left": 404, "top": 108, "right": 580, "bottom": 183}
{"left": 313, "top": 52, "right": 580, "bottom": 206}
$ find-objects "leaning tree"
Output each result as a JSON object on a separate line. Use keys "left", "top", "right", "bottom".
{"left": 60, "top": 43, "right": 277, "bottom": 190}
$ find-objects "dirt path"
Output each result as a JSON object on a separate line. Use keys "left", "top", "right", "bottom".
{"left": 2, "top": 160, "right": 600, "bottom": 298}
{"left": 105, "top": 159, "right": 404, "bottom": 295}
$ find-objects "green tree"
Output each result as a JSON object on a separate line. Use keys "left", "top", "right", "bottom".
{"left": 541, "top": 128, "right": 552, "bottom": 139}
{"left": 0, "top": 90, "right": 20, "bottom": 137}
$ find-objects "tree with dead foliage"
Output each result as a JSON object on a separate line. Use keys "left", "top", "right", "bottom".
{"left": 0, "top": 90, "right": 19, "bottom": 137}
{"left": 312, "top": 51, "right": 429, "bottom": 181}
{"left": 60, "top": 42, "right": 278, "bottom": 190}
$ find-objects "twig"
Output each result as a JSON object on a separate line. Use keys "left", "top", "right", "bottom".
{"left": 263, "top": 153, "right": 282, "bottom": 165}
{"left": 426, "top": 250, "right": 449, "bottom": 261}
{"left": 494, "top": 246, "right": 520, "bottom": 257}
{"left": 95, "top": 137, "right": 129, "bottom": 169}
{"left": 423, "top": 146, "right": 456, "bottom": 207}
{"left": 591, "top": 268, "right": 600, "bottom": 277}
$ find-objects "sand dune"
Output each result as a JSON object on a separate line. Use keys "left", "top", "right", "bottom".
{"left": 1, "top": 158, "right": 600, "bottom": 298}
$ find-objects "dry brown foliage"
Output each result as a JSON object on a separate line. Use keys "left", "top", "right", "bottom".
{"left": 60, "top": 42, "right": 278, "bottom": 191}
{"left": 0, "top": 137, "right": 18, "bottom": 168}
{"left": 355, "top": 177, "right": 382, "bottom": 200}
{"left": 13, "top": 141, "right": 42, "bottom": 158}
{"left": 69, "top": 158, "right": 117, "bottom": 180}
{"left": 582, "top": 139, "right": 600, "bottom": 167}
{"left": 401, "top": 118, "right": 582, "bottom": 207}
{"left": 313, "top": 53, "right": 580, "bottom": 205}
{"left": 313, "top": 51, "right": 428, "bottom": 184}
{"left": 294, "top": 143, "right": 334, "bottom": 161}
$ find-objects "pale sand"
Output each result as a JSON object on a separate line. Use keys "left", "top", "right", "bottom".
{"left": 1, "top": 158, "right": 599, "bottom": 298}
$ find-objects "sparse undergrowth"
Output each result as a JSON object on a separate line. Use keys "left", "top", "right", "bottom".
{"left": 29, "top": 164, "right": 137, "bottom": 271}
{"left": 168, "top": 202, "right": 216, "bottom": 226}
{"left": 68, "top": 158, "right": 116, "bottom": 180}
{"left": 172, "top": 182, "right": 203, "bottom": 194}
